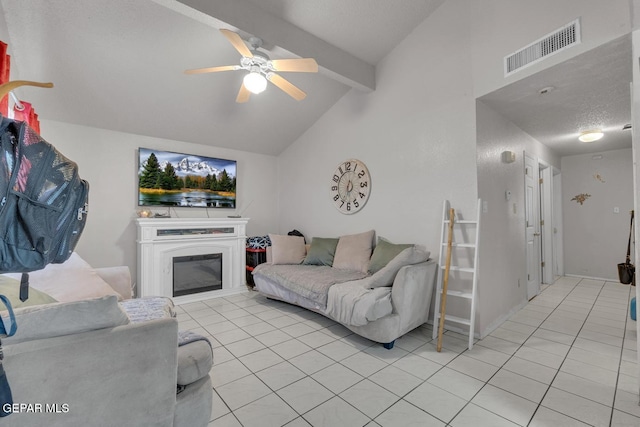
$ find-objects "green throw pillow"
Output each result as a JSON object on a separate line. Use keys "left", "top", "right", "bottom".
{"left": 303, "top": 237, "right": 339, "bottom": 266}
{"left": 0, "top": 275, "right": 57, "bottom": 309}
{"left": 368, "top": 237, "right": 413, "bottom": 274}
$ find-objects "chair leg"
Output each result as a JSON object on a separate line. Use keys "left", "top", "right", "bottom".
{"left": 383, "top": 341, "right": 395, "bottom": 350}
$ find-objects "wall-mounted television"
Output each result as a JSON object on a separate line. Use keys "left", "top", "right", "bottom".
{"left": 138, "top": 147, "right": 236, "bottom": 208}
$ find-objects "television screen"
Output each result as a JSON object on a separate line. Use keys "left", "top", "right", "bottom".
{"left": 138, "top": 148, "right": 236, "bottom": 208}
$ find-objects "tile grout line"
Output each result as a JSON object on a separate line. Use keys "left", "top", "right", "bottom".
{"left": 204, "top": 295, "right": 381, "bottom": 425}
{"left": 607, "top": 282, "right": 635, "bottom": 425}
{"left": 525, "top": 279, "right": 623, "bottom": 426}
{"left": 432, "top": 277, "right": 584, "bottom": 426}
{"left": 453, "top": 278, "right": 584, "bottom": 426}
{"left": 397, "top": 282, "right": 574, "bottom": 427}
{"left": 183, "top": 282, "right": 635, "bottom": 427}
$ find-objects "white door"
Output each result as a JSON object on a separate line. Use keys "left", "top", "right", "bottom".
{"left": 552, "top": 172, "right": 564, "bottom": 277}
{"left": 525, "top": 153, "right": 540, "bottom": 299}
{"left": 539, "top": 164, "right": 555, "bottom": 284}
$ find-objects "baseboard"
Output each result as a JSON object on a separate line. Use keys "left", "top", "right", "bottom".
{"left": 426, "top": 296, "right": 529, "bottom": 341}
{"left": 425, "top": 320, "right": 472, "bottom": 338}
{"left": 564, "top": 273, "right": 618, "bottom": 282}
{"left": 479, "top": 299, "right": 528, "bottom": 339}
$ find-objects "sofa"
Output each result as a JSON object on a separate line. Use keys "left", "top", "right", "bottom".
{"left": 252, "top": 230, "right": 438, "bottom": 349}
{"left": 0, "top": 253, "right": 213, "bottom": 427}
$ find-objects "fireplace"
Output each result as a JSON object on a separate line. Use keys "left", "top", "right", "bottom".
{"left": 136, "top": 217, "right": 248, "bottom": 304}
{"left": 173, "top": 253, "right": 222, "bottom": 297}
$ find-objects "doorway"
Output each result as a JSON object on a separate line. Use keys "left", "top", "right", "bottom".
{"left": 524, "top": 153, "right": 540, "bottom": 300}
{"left": 525, "top": 153, "right": 562, "bottom": 300}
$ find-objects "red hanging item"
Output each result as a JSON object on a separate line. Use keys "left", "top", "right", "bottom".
{"left": 13, "top": 101, "right": 40, "bottom": 134}
{"left": 0, "top": 41, "right": 9, "bottom": 116}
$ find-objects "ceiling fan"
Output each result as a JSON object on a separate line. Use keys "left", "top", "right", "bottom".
{"left": 185, "top": 29, "right": 318, "bottom": 103}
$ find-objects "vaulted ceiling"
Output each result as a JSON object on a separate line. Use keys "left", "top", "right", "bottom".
{"left": 0, "top": 1, "right": 632, "bottom": 158}
{"left": 0, "top": 0, "right": 444, "bottom": 155}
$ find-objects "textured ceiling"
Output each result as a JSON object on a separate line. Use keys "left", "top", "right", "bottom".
{"left": 479, "top": 36, "right": 632, "bottom": 157}
{"left": 0, "top": 0, "right": 443, "bottom": 156}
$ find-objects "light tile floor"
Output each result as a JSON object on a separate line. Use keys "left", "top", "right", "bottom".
{"left": 177, "top": 276, "right": 639, "bottom": 426}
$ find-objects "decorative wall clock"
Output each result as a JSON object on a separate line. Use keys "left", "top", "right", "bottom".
{"left": 330, "top": 159, "right": 371, "bottom": 214}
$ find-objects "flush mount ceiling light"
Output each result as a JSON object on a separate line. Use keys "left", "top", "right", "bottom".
{"left": 243, "top": 68, "right": 267, "bottom": 94}
{"left": 578, "top": 130, "right": 604, "bottom": 143}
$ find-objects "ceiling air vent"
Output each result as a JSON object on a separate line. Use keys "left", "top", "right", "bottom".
{"left": 504, "top": 19, "right": 581, "bottom": 76}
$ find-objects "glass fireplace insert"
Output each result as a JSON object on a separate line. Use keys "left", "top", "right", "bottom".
{"left": 173, "top": 253, "right": 222, "bottom": 297}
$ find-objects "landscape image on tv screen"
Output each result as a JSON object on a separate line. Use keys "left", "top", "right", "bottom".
{"left": 138, "top": 148, "right": 236, "bottom": 208}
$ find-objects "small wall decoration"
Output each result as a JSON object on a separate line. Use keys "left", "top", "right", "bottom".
{"left": 571, "top": 193, "right": 591, "bottom": 205}
{"left": 593, "top": 173, "right": 605, "bottom": 183}
{"left": 330, "top": 159, "right": 371, "bottom": 214}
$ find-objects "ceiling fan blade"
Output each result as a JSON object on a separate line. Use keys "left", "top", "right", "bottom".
{"left": 271, "top": 58, "right": 318, "bottom": 73}
{"left": 184, "top": 65, "right": 237, "bottom": 75}
{"left": 220, "top": 29, "right": 253, "bottom": 58}
{"left": 236, "top": 83, "right": 251, "bottom": 103}
{"left": 267, "top": 73, "right": 306, "bottom": 101}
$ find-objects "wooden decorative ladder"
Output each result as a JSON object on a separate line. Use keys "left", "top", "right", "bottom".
{"left": 433, "top": 199, "right": 481, "bottom": 351}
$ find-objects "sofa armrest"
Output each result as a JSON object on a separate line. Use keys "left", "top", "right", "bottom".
{"left": 96, "top": 266, "right": 133, "bottom": 300}
{"left": 390, "top": 260, "right": 437, "bottom": 332}
{"left": 3, "top": 318, "right": 178, "bottom": 427}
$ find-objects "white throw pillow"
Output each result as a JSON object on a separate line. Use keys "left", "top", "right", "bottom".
{"left": 332, "top": 230, "right": 375, "bottom": 272}
{"left": 268, "top": 234, "right": 306, "bottom": 264}
{"left": 3, "top": 252, "right": 122, "bottom": 303}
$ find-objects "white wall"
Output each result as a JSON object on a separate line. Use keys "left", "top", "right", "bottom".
{"left": 561, "top": 148, "right": 634, "bottom": 280}
{"left": 469, "top": 0, "right": 631, "bottom": 337}
{"left": 632, "top": 26, "right": 640, "bottom": 396}
{"left": 14, "top": 0, "right": 636, "bottom": 340}
{"left": 476, "top": 101, "right": 560, "bottom": 335}
{"left": 277, "top": 0, "right": 477, "bottom": 250}
{"left": 275, "top": 0, "right": 478, "bottom": 329}
{"left": 470, "top": 0, "right": 632, "bottom": 97}
{"left": 39, "top": 120, "right": 279, "bottom": 279}
{"left": 276, "top": 0, "right": 633, "bottom": 337}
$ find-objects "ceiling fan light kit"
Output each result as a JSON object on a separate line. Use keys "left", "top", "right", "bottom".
{"left": 185, "top": 29, "right": 318, "bottom": 103}
{"left": 243, "top": 70, "right": 267, "bottom": 94}
{"left": 578, "top": 130, "right": 604, "bottom": 143}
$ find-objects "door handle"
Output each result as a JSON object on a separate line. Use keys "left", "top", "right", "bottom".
{"left": 533, "top": 232, "right": 541, "bottom": 236}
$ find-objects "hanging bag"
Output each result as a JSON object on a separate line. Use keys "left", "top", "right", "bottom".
{"left": 0, "top": 81, "right": 89, "bottom": 418}
{"left": 0, "top": 294, "right": 17, "bottom": 417}
{"left": 618, "top": 210, "right": 635, "bottom": 285}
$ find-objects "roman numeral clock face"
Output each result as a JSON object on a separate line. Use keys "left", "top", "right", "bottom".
{"left": 330, "top": 159, "right": 371, "bottom": 214}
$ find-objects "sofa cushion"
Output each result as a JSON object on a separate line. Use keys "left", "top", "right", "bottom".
{"left": 2, "top": 295, "right": 130, "bottom": 344}
{"left": 368, "top": 237, "right": 413, "bottom": 274}
{"left": 363, "top": 246, "right": 430, "bottom": 288}
{"left": 303, "top": 237, "right": 339, "bottom": 266}
{"left": 3, "top": 252, "right": 122, "bottom": 303}
{"left": 333, "top": 230, "right": 375, "bottom": 272}
{"left": 0, "top": 275, "right": 57, "bottom": 308}
{"left": 268, "top": 234, "right": 306, "bottom": 265}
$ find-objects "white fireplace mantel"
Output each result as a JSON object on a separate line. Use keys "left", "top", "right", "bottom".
{"left": 136, "top": 217, "right": 248, "bottom": 304}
